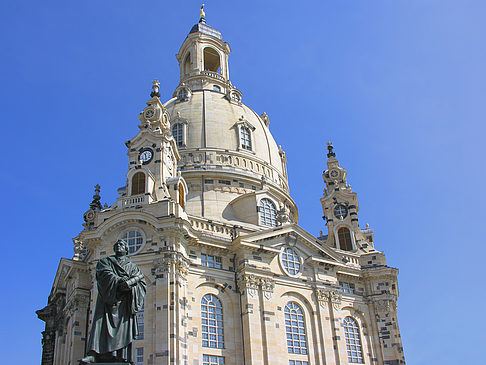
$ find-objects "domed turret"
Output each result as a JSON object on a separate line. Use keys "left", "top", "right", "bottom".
{"left": 163, "top": 17, "right": 298, "bottom": 227}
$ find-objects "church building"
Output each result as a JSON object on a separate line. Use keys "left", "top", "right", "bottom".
{"left": 37, "top": 10, "right": 406, "bottom": 365}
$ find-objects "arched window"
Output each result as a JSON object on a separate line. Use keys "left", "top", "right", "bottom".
{"left": 240, "top": 127, "right": 251, "bottom": 150}
{"left": 183, "top": 53, "right": 191, "bottom": 75}
{"left": 131, "top": 172, "right": 145, "bottom": 195}
{"left": 172, "top": 123, "right": 184, "bottom": 147}
{"left": 178, "top": 183, "right": 185, "bottom": 209}
{"left": 284, "top": 302, "right": 307, "bottom": 355}
{"left": 281, "top": 248, "right": 301, "bottom": 276}
{"left": 259, "top": 198, "right": 277, "bottom": 227}
{"left": 343, "top": 317, "right": 364, "bottom": 363}
{"left": 338, "top": 227, "right": 353, "bottom": 251}
{"left": 121, "top": 230, "right": 144, "bottom": 254}
{"left": 203, "top": 47, "right": 221, "bottom": 73}
{"left": 201, "top": 294, "right": 224, "bottom": 349}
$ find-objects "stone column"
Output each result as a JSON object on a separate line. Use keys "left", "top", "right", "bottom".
{"left": 36, "top": 304, "right": 58, "bottom": 365}
{"left": 151, "top": 249, "right": 190, "bottom": 365}
{"left": 237, "top": 273, "right": 265, "bottom": 365}
{"left": 258, "top": 277, "right": 276, "bottom": 365}
{"left": 315, "top": 288, "right": 343, "bottom": 365}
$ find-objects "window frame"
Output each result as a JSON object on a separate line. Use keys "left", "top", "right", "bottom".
{"left": 234, "top": 118, "right": 255, "bottom": 153}
{"left": 171, "top": 119, "right": 188, "bottom": 148}
{"left": 284, "top": 302, "right": 308, "bottom": 355}
{"left": 240, "top": 126, "right": 252, "bottom": 151}
{"left": 119, "top": 228, "right": 146, "bottom": 255}
{"left": 136, "top": 348, "right": 144, "bottom": 365}
{"left": 131, "top": 171, "right": 146, "bottom": 196}
{"left": 201, "top": 254, "right": 223, "bottom": 269}
{"left": 259, "top": 198, "right": 278, "bottom": 227}
{"left": 343, "top": 316, "right": 364, "bottom": 364}
{"left": 202, "top": 354, "right": 225, "bottom": 365}
{"left": 201, "top": 294, "right": 224, "bottom": 349}
{"left": 280, "top": 247, "right": 302, "bottom": 277}
{"left": 337, "top": 226, "right": 354, "bottom": 251}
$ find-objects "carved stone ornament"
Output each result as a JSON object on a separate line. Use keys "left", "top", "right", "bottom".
{"left": 328, "top": 290, "right": 342, "bottom": 310}
{"left": 73, "top": 238, "right": 88, "bottom": 261}
{"left": 315, "top": 288, "right": 342, "bottom": 310}
{"left": 152, "top": 253, "right": 189, "bottom": 278}
{"left": 276, "top": 205, "right": 291, "bottom": 225}
{"left": 315, "top": 288, "right": 328, "bottom": 308}
{"left": 260, "top": 277, "right": 275, "bottom": 300}
{"left": 238, "top": 274, "right": 259, "bottom": 298}
{"left": 374, "top": 299, "right": 397, "bottom": 313}
{"left": 65, "top": 293, "right": 90, "bottom": 317}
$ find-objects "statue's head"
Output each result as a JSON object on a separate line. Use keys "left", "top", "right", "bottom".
{"left": 113, "top": 239, "right": 129, "bottom": 256}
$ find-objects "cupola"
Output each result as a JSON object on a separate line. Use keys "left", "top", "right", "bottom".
{"left": 175, "top": 5, "right": 232, "bottom": 93}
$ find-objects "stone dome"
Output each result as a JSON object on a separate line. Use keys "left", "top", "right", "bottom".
{"left": 164, "top": 90, "right": 288, "bottom": 192}
{"left": 157, "top": 21, "right": 297, "bottom": 226}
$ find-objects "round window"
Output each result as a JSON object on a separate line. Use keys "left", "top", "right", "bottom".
{"left": 281, "top": 247, "right": 301, "bottom": 276}
{"left": 334, "top": 204, "right": 348, "bottom": 219}
{"left": 120, "top": 230, "right": 144, "bottom": 254}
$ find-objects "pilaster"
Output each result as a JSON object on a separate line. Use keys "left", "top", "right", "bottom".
{"left": 151, "top": 247, "right": 190, "bottom": 365}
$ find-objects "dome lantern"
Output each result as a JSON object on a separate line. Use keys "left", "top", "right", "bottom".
{"left": 176, "top": 9, "right": 231, "bottom": 93}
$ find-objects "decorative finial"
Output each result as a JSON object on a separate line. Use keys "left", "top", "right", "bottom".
{"left": 89, "top": 184, "right": 103, "bottom": 211}
{"left": 150, "top": 79, "right": 161, "bottom": 98}
{"left": 327, "top": 141, "right": 336, "bottom": 158}
{"left": 199, "top": 4, "right": 206, "bottom": 23}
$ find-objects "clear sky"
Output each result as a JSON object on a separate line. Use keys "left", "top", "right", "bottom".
{"left": 1, "top": 1, "right": 484, "bottom": 363}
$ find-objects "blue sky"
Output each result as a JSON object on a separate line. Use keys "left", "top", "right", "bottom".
{"left": 1, "top": 1, "right": 484, "bottom": 363}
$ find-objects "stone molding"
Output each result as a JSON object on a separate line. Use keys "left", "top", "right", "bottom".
{"left": 315, "top": 287, "right": 342, "bottom": 310}
{"left": 152, "top": 252, "right": 190, "bottom": 278}
{"left": 65, "top": 293, "right": 90, "bottom": 317}
{"left": 237, "top": 274, "right": 275, "bottom": 299}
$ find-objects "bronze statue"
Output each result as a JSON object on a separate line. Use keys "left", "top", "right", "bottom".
{"left": 80, "top": 240, "right": 146, "bottom": 364}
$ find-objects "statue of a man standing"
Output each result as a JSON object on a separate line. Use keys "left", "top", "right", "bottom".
{"left": 80, "top": 240, "right": 146, "bottom": 364}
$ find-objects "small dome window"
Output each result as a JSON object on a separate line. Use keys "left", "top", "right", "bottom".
{"left": 231, "top": 92, "right": 241, "bottom": 103}
{"left": 259, "top": 198, "right": 277, "bottom": 227}
{"left": 177, "top": 88, "right": 188, "bottom": 101}
{"left": 240, "top": 127, "right": 252, "bottom": 150}
{"left": 172, "top": 123, "right": 184, "bottom": 147}
{"left": 213, "top": 85, "right": 221, "bottom": 92}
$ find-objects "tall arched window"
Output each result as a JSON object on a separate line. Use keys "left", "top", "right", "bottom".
{"left": 338, "top": 227, "right": 353, "bottom": 251}
{"left": 178, "top": 183, "right": 185, "bottom": 209}
{"left": 183, "top": 53, "right": 191, "bottom": 75}
{"left": 343, "top": 317, "right": 364, "bottom": 363}
{"left": 240, "top": 127, "right": 251, "bottom": 150}
{"left": 259, "top": 198, "right": 277, "bottom": 227}
{"left": 172, "top": 123, "right": 184, "bottom": 146}
{"left": 201, "top": 294, "right": 224, "bottom": 349}
{"left": 131, "top": 172, "right": 145, "bottom": 195}
{"left": 284, "top": 302, "right": 307, "bottom": 355}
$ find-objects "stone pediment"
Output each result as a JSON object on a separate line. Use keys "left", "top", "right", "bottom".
{"left": 233, "top": 223, "right": 345, "bottom": 267}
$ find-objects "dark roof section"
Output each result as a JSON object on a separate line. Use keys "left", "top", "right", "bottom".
{"left": 189, "top": 22, "right": 222, "bottom": 40}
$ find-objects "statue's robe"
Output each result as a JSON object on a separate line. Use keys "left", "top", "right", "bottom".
{"left": 86, "top": 255, "right": 146, "bottom": 356}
